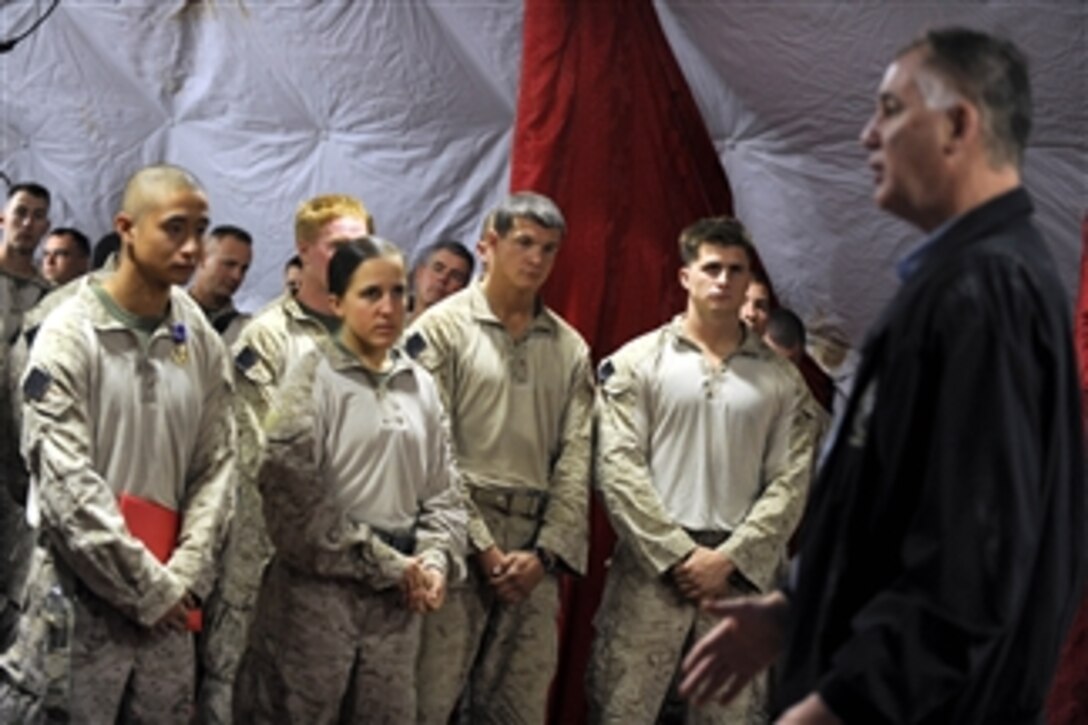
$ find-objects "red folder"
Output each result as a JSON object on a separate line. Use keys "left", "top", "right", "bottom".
{"left": 117, "top": 494, "right": 201, "bottom": 631}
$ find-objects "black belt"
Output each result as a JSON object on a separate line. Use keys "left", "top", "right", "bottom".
{"left": 374, "top": 527, "right": 416, "bottom": 555}
{"left": 685, "top": 528, "right": 731, "bottom": 548}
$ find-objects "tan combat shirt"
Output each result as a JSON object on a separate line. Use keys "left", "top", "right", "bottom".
{"left": 259, "top": 346, "right": 467, "bottom": 586}
{"left": 231, "top": 293, "right": 334, "bottom": 472}
{"left": 405, "top": 284, "right": 594, "bottom": 575}
{"left": 597, "top": 319, "right": 818, "bottom": 592}
{"left": 0, "top": 268, "right": 47, "bottom": 349}
{"left": 203, "top": 302, "right": 250, "bottom": 347}
{"left": 21, "top": 282, "right": 236, "bottom": 627}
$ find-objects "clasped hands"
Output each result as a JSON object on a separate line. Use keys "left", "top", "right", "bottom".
{"left": 401, "top": 557, "right": 447, "bottom": 613}
{"left": 672, "top": 545, "right": 735, "bottom": 604}
{"left": 477, "top": 545, "right": 546, "bottom": 605}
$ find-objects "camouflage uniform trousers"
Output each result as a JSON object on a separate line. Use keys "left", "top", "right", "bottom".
{"left": 0, "top": 546, "right": 195, "bottom": 724}
{"left": 587, "top": 540, "right": 768, "bottom": 725}
{"left": 0, "top": 349, "right": 34, "bottom": 655}
{"left": 233, "top": 556, "right": 421, "bottom": 724}
{"left": 0, "top": 489, "right": 33, "bottom": 654}
{"left": 196, "top": 475, "right": 272, "bottom": 724}
{"left": 417, "top": 503, "right": 559, "bottom": 725}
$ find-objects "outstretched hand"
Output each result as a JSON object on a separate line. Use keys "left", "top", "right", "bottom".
{"left": 679, "top": 591, "right": 789, "bottom": 707}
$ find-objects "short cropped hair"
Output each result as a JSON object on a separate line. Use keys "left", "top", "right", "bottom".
{"left": 766, "top": 307, "right": 807, "bottom": 352}
{"left": 327, "top": 237, "right": 404, "bottom": 298}
{"left": 8, "top": 182, "right": 50, "bottom": 206}
{"left": 48, "top": 227, "right": 90, "bottom": 257}
{"left": 295, "top": 195, "right": 373, "bottom": 245}
{"left": 901, "top": 27, "right": 1032, "bottom": 167}
{"left": 417, "top": 239, "right": 475, "bottom": 277}
{"left": 491, "top": 192, "right": 566, "bottom": 238}
{"left": 678, "top": 216, "right": 757, "bottom": 266}
{"left": 121, "top": 165, "right": 203, "bottom": 220}
{"left": 284, "top": 254, "right": 302, "bottom": 272}
{"left": 210, "top": 224, "right": 253, "bottom": 246}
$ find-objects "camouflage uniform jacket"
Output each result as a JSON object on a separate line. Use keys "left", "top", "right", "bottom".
{"left": 201, "top": 301, "right": 250, "bottom": 347}
{"left": 596, "top": 319, "right": 818, "bottom": 592}
{"left": 405, "top": 283, "right": 594, "bottom": 575}
{"left": 20, "top": 282, "right": 236, "bottom": 626}
{"left": 259, "top": 345, "right": 468, "bottom": 586}
{"left": 232, "top": 293, "right": 333, "bottom": 459}
{"left": 0, "top": 268, "right": 47, "bottom": 349}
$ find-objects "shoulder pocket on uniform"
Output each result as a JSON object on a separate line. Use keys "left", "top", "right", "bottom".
{"left": 235, "top": 346, "right": 274, "bottom": 387}
{"left": 598, "top": 358, "right": 633, "bottom": 398}
{"left": 21, "top": 366, "right": 72, "bottom": 420}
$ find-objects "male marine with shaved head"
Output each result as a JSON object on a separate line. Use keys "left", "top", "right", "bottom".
{"left": 0, "top": 164, "right": 236, "bottom": 723}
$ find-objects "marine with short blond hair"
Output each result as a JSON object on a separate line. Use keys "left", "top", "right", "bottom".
{"left": 196, "top": 193, "right": 374, "bottom": 723}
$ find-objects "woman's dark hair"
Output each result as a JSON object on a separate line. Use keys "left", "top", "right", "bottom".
{"left": 327, "top": 236, "right": 404, "bottom": 297}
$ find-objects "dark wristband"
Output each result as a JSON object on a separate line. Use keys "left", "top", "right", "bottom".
{"left": 535, "top": 547, "right": 557, "bottom": 573}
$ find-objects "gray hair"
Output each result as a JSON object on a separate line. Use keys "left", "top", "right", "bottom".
{"left": 901, "top": 27, "right": 1032, "bottom": 168}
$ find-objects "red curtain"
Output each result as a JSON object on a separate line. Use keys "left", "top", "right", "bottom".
{"left": 509, "top": 1, "right": 734, "bottom": 721}
{"left": 1046, "top": 212, "right": 1088, "bottom": 725}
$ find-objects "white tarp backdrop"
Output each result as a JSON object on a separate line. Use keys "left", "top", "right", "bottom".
{"left": 2, "top": 1, "right": 1085, "bottom": 350}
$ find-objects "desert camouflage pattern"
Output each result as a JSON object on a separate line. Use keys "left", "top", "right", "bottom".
{"left": 405, "top": 283, "right": 594, "bottom": 574}
{"left": 0, "top": 283, "right": 234, "bottom": 721}
{"left": 0, "top": 268, "right": 48, "bottom": 650}
{"left": 587, "top": 541, "right": 767, "bottom": 725}
{"left": 198, "top": 293, "right": 333, "bottom": 724}
{"left": 407, "top": 283, "right": 593, "bottom": 725}
{"left": 234, "top": 346, "right": 466, "bottom": 722}
{"left": 417, "top": 495, "right": 560, "bottom": 725}
{"left": 588, "top": 321, "right": 819, "bottom": 724}
{"left": 235, "top": 559, "right": 421, "bottom": 724}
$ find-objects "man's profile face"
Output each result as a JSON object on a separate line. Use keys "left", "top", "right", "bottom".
{"left": 860, "top": 49, "right": 951, "bottom": 227}
{"left": 198, "top": 234, "right": 252, "bottom": 302}
{"left": 2, "top": 191, "right": 50, "bottom": 255}
{"left": 740, "top": 281, "right": 771, "bottom": 335}
{"left": 41, "top": 232, "right": 89, "bottom": 285}
{"left": 414, "top": 248, "right": 471, "bottom": 309}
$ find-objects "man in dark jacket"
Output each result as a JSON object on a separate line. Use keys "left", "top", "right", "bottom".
{"left": 680, "top": 27, "right": 1084, "bottom": 725}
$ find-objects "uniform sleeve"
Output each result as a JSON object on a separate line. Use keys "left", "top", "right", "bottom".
{"left": 818, "top": 263, "right": 1067, "bottom": 722}
{"left": 165, "top": 334, "right": 237, "bottom": 600}
{"left": 1, "top": 333, "right": 28, "bottom": 503}
{"left": 718, "top": 366, "right": 818, "bottom": 592}
{"left": 414, "top": 390, "right": 469, "bottom": 582}
{"left": 224, "top": 323, "right": 286, "bottom": 583}
{"left": 595, "top": 353, "right": 697, "bottom": 577}
{"left": 21, "top": 326, "right": 185, "bottom": 627}
{"left": 534, "top": 345, "right": 593, "bottom": 575}
{"left": 231, "top": 322, "right": 286, "bottom": 457}
{"left": 406, "top": 315, "right": 497, "bottom": 556}
{"left": 258, "top": 359, "right": 412, "bottom": 590}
